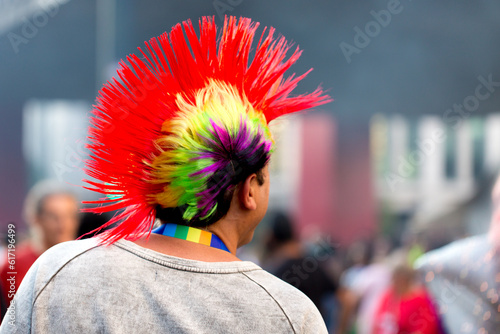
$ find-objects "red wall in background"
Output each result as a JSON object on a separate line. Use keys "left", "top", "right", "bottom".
{"left": 296, "top": 114, "right": 376, "bottom": 246}
{"left": 296, "top": 114, "right": 337, "bottom": 239}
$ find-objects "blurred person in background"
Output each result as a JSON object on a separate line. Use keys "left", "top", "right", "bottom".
{"left": 373, "top": 263, "right": 442, "bottom": 334}
{"left": 415, "top": 174, "right": 500, "bottom": 333}
{"left": 339, "top": 237, "right": 394, "bottom": 334}
{"left": 262, "top": 212, "right": 339, "bottom": 330}
{"left": 0, "top": 179, "right": 80, "bottom": 319}
{"left": 341, "top": 240, "right": 374, "bottom": 289}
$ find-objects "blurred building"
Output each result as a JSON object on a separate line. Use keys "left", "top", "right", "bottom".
{"left": 23, "top": 99, "right": 90, "bottom": 194}
{"left": 270, "top": 114, "right": 376, "bottom": 246}
{"left": 371, "top": 113, "right": 500, "bottom": 245}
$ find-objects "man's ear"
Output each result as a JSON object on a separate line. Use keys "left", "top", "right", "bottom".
{"left": 238, "top": 173, "right": 258, "bottom": 210}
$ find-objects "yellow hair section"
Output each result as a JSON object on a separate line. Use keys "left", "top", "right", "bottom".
{"left": 150, "top": 80, "right": 272, "bottom": 212}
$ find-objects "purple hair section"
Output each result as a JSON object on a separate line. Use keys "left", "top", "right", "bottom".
{"left": 188, "top": 118, "right": 272, "bottom": 218}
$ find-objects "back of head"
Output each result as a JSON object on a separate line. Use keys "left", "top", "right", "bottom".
{"left": 83, "top": 16, "right": 331, "bottom": 244}
{"left": 153, "top": 81, "right": 272, "bottom": 228}
{"left": 391, "top": 263, "right": 415, "bottom": 295}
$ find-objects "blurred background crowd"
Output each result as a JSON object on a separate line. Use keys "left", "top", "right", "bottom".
{"left": 1, "top": 1, "right": 500, "bottom": 333}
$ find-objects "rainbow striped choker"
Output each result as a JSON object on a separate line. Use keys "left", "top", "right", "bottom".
{"left": 152, "top": 223, "right": 230, "bottom": 253}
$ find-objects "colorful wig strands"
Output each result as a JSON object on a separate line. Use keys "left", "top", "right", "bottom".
{"left": 83, "top": 16, "right": 331, "bottom": 244}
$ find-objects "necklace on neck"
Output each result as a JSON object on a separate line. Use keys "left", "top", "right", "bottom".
{"left": 152, "top": 223, "right": 230, "bottom": 253}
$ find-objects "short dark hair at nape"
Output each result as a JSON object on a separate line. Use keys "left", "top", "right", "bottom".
{"left": 155, "top": 167, "right": 265, "bottom": 228}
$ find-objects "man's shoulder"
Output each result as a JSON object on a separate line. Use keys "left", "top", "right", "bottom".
{"left": 41, "top": 238, "right": 101, "bottom": 263}
{"left": 244, "top": 267, "right": 311, "bottom": 299}
{"left": 243, "top": 268, "right": 326, "bottom": 332}
{"left": 31, "top": 238, "right": 102, "bottom": 278}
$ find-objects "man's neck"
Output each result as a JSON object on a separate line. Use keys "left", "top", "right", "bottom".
{"left": 132, "top": 233, "right": 241, "bottom": 262}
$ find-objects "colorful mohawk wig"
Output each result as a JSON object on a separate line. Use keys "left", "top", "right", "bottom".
{"left": 84, "top": 16, "right": 331, "bottom": 244}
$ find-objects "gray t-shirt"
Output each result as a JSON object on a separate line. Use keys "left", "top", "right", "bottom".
{"left": 0, "top": 238, "right": 327, "bottom": 333}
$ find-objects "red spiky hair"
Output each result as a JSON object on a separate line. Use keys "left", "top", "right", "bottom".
{"left": 83, "top": 16, "right": 331, "bottom": 244}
